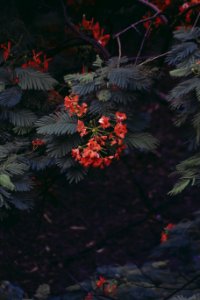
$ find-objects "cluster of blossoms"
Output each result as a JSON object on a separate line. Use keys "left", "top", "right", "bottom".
{"left": 64, "top": 94, "right": 127, "bottom": 169}
{"left": 84, "top": 276, "right": 117, "bottom": 300}
{"left": 80, "top": 15, "right": 110, "bottom": 47}
{"left": 64, "top": 94, "right": 88, "bottom": 117}
{"left": 178, "top": 0, "right": 199, "bottom": 24}
{"left": 143, "top": 0, "right": 199, "bottom": 30}
{"left": 160, "top": 223, "right": 175, "bottom": 243}
{"left": 22, "top": 50, "right": 51, "bottom": 72}
{"left": 72, "top": 112, "right": 127, "bottom": 169}
{"left": 0, "top": 41, "right": 11, "bottom": 61}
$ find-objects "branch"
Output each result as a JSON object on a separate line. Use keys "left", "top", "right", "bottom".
{"left": 60, "top": 0, "right": 110, "bottom": 61}
{"left": 135, "top": 22, "right": 152, "bottom": 65}
{"left": 163, "top": 273, "right": 200, "bottom": 300}
{"left": 136, "top": 0, "right": 168, "bottom": 24}
{"left": 113, "top": 12, "right": 161, "bottom": 39}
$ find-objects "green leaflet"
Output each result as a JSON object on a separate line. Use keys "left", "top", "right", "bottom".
{"left": 36, "top": 112, "right": 77, "bottom": 136}
{"left": 15, "top": 68, "right": 58, "bottom": 91}
{"left": 0, "top": 174, "right": 15, "bottom": 191}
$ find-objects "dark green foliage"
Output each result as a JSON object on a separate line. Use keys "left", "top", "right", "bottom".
{"left": 0, "top": 41, "right": 59, "bottom": 212}
{"left": 36, "top": 55, "right": 158, "bottom": 183}
{"left": 36, "top": 111, "right": 77, "bottom": 135}
{"left": 15, "top": 68, "right": 58, "bottom": 91}
{"left": 0, "top": 142, "right": 33, "bottom": 209}
{"left": 0, "top": 87, "right": 22, "bottom": 107}
{"left": 168, "top": 27, "right": 200, "bottom": 194}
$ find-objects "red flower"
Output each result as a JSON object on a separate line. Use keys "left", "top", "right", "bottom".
{"left": 103, "top": 283, "right": 117, "bottom": 296}
{"left": 87, "top": 139, "right": 101, "bottom": 151}
{"left": 81, "top": 15, "right": 94, "bottom": 30}
{"left": 84, "top": 292, "right": 93, "bottom": 300}
{"left": 179, "top": 3, "right": 190, "bottom": 12}
{"left": 164, "top": 223, "right": 175, "bottom": 232}
{"left": 72, "top": 148, "right": 81, "bottom": 160}
{"left": 64, "top": 95, "right": 87, "bottom": 117}
{"left": 80, "top": 16, "right": 110, "bottom": 47}
{"left": 0, "top": 41, "right": 11, "bottom": 61}
{"left": 114, "top": 123, "right": 127, "bottom": 139}
{"left": 32, "top": 139, "right": 45, "bottom": 150}
{"left": 96, "top": 276, "right": 107, "bottom": 288}
{"left": 161, "top": 232, "right": 168, "bottom": 243}
{"left": 160, "top": 223, "right": 175, "bottom": 243}
{"left": 115, "top": 112, "right": 127, "bottom": 122}
{"left": 91, "top": 24, "right": 110, "bottom": 47}
{"left": 77, "top": 102, "right": 88, "bottom": 117}
{"left": 22, "top": 50, "right": 51, "bottom": 72}
{"left": 77, "top": 120, "right": 88, "bottom": 137}
{"left": 98, "top": 116, "right": 111, "bottom": 129}
{"left": 98, "top": 34, "right": 110, "bottom": 47}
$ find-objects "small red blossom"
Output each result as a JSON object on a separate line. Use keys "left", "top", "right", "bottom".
{"left": 80, "top": 15, "right": 110, "bottom": 47}
{"left": 164, "top": 223, "right": 175, "bottom": 232}
{"left": 72, "top": 148, "right": 81, "bottom": 160}
{"left": 115, "top": 112, "right": 127, "bottom": 122}
{"left": 103, "top": 283, "right": 118, "bottom": 296}
{"left": 96, "top": 276, "right": 107, "bottom": 288}
{"left": 0, "top": 41, "right": 11, "bottom": 61}
{"left": 81, "top": 15, "right": 94, "bottom": 30}
{"left": 77, "top": 120, "right": 88, "bottom": 137}
{"left": 114, "top": 123, "right": 127, "bottom": 139}
{"left": 161, "top": 232, "right": 168, "bottom": 243}
{"left": 98, "top": 116, "right": 111, "bottom": 129}
{"left": 87, "top": 139, "right": 101, "bottom": 151}
{"left": 84, "top": 292, "right": 93, "bottom": 300}
{"left": 32, "top": 139, "right": 45, "bottom": 150}
{"left": 160, "top": 223, "right": 175, "bottom": 243}
{"left": 64, "top": 95, "right": 87, "bottom": 117}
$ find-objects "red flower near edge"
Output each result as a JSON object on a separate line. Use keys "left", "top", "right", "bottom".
{"left": 0, "top": 41, "right": 11, "bottom": 61}
{"left": 160, "top": 223, "right": 175, "bottom": 243}
{"left": 80, "top": 15, "right": 110, "bottom": 47}
{"left": 96, "top": 276, "right": 107, "bottom": 288}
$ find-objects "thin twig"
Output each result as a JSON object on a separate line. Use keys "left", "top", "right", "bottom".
{"left": 136, "top": 0, "right": 168, "bottom": 24}
{"left": 139, "top": 51, "right": 171, "bottom": 66}
{"left": 135, "top": 22, "right": 152, "bottom": 66}
{"left": 114, "top": 12, "right": 161, "bottom": 39}
{"left": 163, "top": 273, "right": 200, "bottom": 300}
{"left": 192, "top": 11, "right": 200, "bottom": 31}
{"left": 116, "top": 36, "right": 121, "bottom": 67}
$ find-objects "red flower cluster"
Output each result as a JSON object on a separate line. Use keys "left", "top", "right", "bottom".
{"left": 178, "top": 0, "right": 199, "bottom": 25}
{"left": 22, "top": 50, "right": 51, "bottom": 72}
{"left": 0, "top": 41, "right": 11, "bottom": 61}
{"left": 143, "top": 0, "right": 199, "bottom": 30}
{"left": 71, "top": 111, "right": 127, "bottom": 168}
{"left": 32, "top": 138, "right": 45, "bottom": 150}
{"left": 160, "top": 223, "right": 175, "bottom": 243}
{"left": 80, "top": 15, "right": 110, "bottom": 47}
{"left": 64, "top": 95, "right": 88, "bottom": 117}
